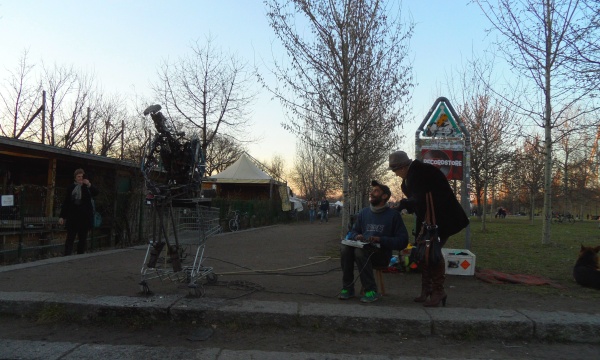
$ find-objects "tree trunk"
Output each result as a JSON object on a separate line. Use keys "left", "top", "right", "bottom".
{"left": 541, "top": 1, "right": 552, "bottom": 245}
{"left": 490, "top": 182, "right": 496, "bottom": 221}
{"left": 342, "top": 160, "right": 350, "bottom": 237}
{"left": 563, "top": 157, "right": 569, "bottom": 215}
{"left": 529, "top": 192, "right": 535, "bottom": 225}
{"left": 482, "top": 181, "right": 488, "bottom": 231}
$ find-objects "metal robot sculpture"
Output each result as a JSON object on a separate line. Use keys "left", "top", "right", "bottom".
{"left": 141, "top": 104, "right": 205, "bottom": 198}
{"left": 140, "top": 105, "right": 206, "bottom": 274}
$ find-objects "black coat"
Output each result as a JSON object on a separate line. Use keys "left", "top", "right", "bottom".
{"left": 319, "top": 200, "right": 329, "bottom": 211}
{"left": 59, "top": 183, "right": 99, "bottom": 231}
{"left": 399, "top": 160, "right": 469, "bottom": 240}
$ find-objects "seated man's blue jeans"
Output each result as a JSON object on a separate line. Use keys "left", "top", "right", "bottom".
{"left": 340, "top": 244, "right": 388, "bottom": 293}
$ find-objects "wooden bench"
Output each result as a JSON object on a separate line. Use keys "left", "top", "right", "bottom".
{"left": 0, "top": 220, "right": 21, "bottom": 229}
{"left": 23, "top": 217, "right": 60, "bottom": 229}
{"left": 1, "top": 217, "right": 63, "bottom": 249}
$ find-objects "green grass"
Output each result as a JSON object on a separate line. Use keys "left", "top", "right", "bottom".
{"left": 441, "top": 216, "right": 600, "bottom": 286}
{"left": 327, "top": 215, "right": 600, "bottom": 298}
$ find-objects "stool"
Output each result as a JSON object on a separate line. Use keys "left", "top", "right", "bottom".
{"left": 374, "top": 267, "right": 386, "bottom": 295}
{"left": 360, "top": 267, "right": 386, "bottom": 295}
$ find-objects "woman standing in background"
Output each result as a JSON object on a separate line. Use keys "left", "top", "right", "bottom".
{"left": 59, "top": 168, "right": 99, "bottom": 255}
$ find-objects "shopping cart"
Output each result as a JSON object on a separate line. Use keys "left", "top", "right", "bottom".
{"left": 139, "top": 197, "right": 221, "bottom": 297}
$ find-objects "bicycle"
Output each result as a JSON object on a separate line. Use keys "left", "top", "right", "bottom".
{"left": 552, "top": 213, "right": 575, "bottom": 224}
{"left": 228, "top": 210, "right": 249, "bottom": 232}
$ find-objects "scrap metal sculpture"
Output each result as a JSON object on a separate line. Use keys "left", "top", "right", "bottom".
{"left": 139, "top": 105, "right": 208, "bottom": 288}
{"left": 141, "top": 104, "right": 205, "bottom": 198}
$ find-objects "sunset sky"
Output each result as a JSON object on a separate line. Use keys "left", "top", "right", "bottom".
{"left": 0, "top": 0, "right": 493, "bottom": 166}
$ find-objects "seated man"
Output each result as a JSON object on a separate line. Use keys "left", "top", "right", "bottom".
{"left": 339, "top": 180, "right": 409, "bottom": 303}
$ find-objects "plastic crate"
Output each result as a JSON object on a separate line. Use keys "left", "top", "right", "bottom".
{"left": 442, "top": 248, "right": 476, "bottom": 276}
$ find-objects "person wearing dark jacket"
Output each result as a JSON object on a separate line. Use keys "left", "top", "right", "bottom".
{"left": 319, "top": 197, "right": 330, "bottom": 223}
{"left": 389, "top": 150, "right": 469, "bottom": 307}
{"left": 59, "top": 168, "right": 99, "bottom": 255}
{"left": 339, "top": 180, "right": 408, "bottom": 303}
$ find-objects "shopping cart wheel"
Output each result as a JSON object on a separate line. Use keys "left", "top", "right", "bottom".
{"left": 139, "top": 281, "right": 153, "bottom": 296}
{"left": 188, "top": 284, "right": 204, "bottom": 298}
{"left": 206, "top": 273, "right": 218, "bottom": 284}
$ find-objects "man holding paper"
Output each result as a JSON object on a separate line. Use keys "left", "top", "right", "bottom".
{"left": 339, "top": 180, "right": 408, "bottom": 303}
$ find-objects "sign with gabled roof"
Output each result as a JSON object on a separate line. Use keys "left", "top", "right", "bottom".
{"left": 414, "top": 96, "right": 472, "bottom": 249}
{"left": 421, "top": 100, "right": 462, "bottom": 137}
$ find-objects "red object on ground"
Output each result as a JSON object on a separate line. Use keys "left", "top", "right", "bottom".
{"left": 475, "top": 269, "right": 565, "bottom": 289}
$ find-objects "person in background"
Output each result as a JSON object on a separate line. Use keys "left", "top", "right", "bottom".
{"left": 307, "top": 197, "right": 317, "bottom": 223}
{"left": 389, "top": 150, "right": 469, "bottom": 307}
{"left": 319, "top": 196, "right": 330, "bottom": 223}
{"left": 339, "top": 180, "right": 408, "bottom": 303}
{"left": 59, "top": 168, "right": 99, "bottom": 255}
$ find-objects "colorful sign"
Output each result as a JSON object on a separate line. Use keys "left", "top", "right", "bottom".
{"left": 422, "top": 102, "right": 462, "bottom": 137}
{"left": 421, "top": 149, "right": 464, "bottom": 180}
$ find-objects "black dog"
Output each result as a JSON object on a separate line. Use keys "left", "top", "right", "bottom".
{"left": 573, "top": 245, "right": 600, "bottom": 289}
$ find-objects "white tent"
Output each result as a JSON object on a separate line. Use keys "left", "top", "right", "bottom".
{"left": 203, "top": 153, "right": 287, "bottom": 203}
{"left": 289, "top": 197, "right": 304, "bottom": 212}
{"left": 206, "top": 153, "right": 279, "bottom": 184}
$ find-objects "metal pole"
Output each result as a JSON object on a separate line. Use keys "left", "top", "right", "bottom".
{"left": 41, "top": 91, "right": 46, "bottom": 144}
{"left": 462, "top": 147, "right": 472, "bottom": 250}
{"left": 121, "top": 120, "right": 125, "bottom": 160}
{"left": 18, "top": 188, "right": 24, "bottom": 262}
{"left": 87, "top": 107, "right": 91, "bottom": 153}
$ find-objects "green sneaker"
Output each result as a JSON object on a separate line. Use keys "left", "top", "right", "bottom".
{"left": 338, "top": 289, "right": 355, "bottom": 300}
{"left": 360, "top": 290, "right": 381, "bottom": 303}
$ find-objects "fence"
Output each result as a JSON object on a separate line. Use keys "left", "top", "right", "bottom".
{"left": 0, "top": 183, "right": 145, "bottom": 264}
{"left": 0, "top": 184, "right": 314, "bottom": 264}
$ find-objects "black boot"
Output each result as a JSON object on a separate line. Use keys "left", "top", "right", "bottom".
{"left": 414, "top": 263, "right": 432, "bottom": 302}
{"left": 424, "top": 260, "right": 447, "bottom": 307}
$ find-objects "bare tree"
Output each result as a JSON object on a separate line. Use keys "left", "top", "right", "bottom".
{"left": 290, "top": 133, "right": 337, "bottom": 199}
{"left": 263, "top": 0, "right": 415, "bottom": 232}
{"left": 265, "top": 154, "right": 287, "bottom": 183}
{"left": 41, "top": 62, "right": 78, "bottom": 146}
{"left": 290, "top": 141, "right": 317, "bottom": 199}
{"left": 121, "top": 112, "right": 153, "bottom": 163}
{"left": 0, "top": 54, "right": 107, "bottom": 151}
{"left": 93, "top": 93, "right": 128, "bottom": 157}
{"left": 203, "top": 134, "right": 246, "bottom": 176}
{"left": 553, "top": 113, "right": 598, "bottom": 217}
{"left": 153, "top": 35, "right": 257, "bottom": 155}
{"left": 580, "top": 126, "right": 600, "bottom": 214}
{"left": 462, "top": 96, "right": 518, "bottom": 229}
{"left": 516, "top": 135, "right": 546, "bottom": 223}
{"left": 494, "top": 156, "right": 520, "bottom": 214}
{"left": 124, "top": 94, "right": 166, "bottom": 163}
{"left": 0, "top": 50, "right": 42, "bottom": 140}
{"left": 41, "top": 64, "right": 97, "bottom": 149}
{"left": 448, "top": 54, "right": 520, "bottom": 230}
{"left": 475, "top": 0, "right": 600, "bottom": 244}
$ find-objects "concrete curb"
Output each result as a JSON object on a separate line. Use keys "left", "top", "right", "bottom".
{"left": 0, "top": 248, "right": 135, "bottom": 273}
{"left": 519, "top": 309, "right": 600, "bottom": 343}
{"left": 1, "top": 291, "right": 599, "bottom": 343}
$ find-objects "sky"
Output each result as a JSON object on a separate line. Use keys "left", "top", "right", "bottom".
{"left": 0, "top": 0, "right": 492, "bottom": 168}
